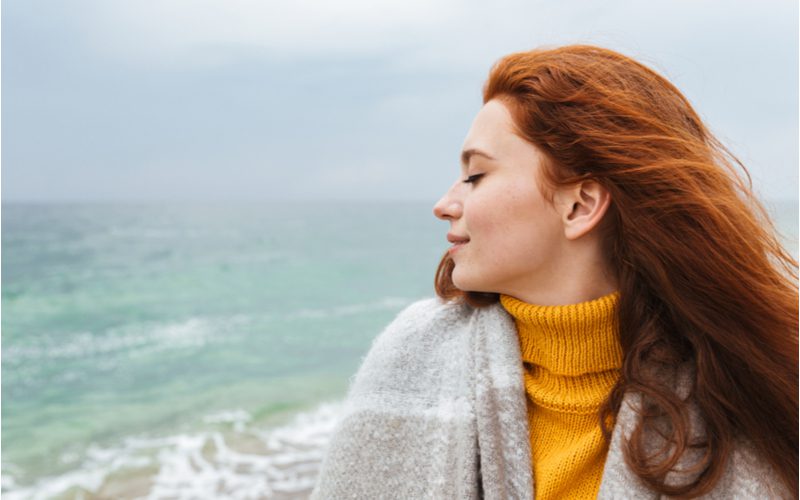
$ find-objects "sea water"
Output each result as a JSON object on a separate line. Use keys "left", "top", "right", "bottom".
{"left": 2, "top": 202, "right": 445, "bottom": 499}
{"left": 2, "top": 200, "right": 797, "bottom": 499}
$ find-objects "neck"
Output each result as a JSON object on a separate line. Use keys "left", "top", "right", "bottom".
{"left": 504, "top": 274, "right": 618, "bottom": 306}
{"left": 505, "top": 239, "right": 617, "bottom": 305}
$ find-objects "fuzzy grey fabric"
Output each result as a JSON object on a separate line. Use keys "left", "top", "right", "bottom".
{"left": 311, "top": 297, "right": 790, "bottom": 499}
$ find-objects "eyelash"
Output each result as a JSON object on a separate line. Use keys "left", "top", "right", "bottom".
{"left": 463, "top": 174, "right": 484, "bottom": 184}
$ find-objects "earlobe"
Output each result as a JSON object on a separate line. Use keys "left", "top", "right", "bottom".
{"left": 562, "top": 181, "right": 611, "bottom": 240}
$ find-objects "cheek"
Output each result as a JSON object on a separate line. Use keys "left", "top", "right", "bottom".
{"left": 480, "top": 200, "right": 559, "bottom": 260}
{"left": 465, "top": 209, "right": 523, "bottom": 269}
{"left": 468, "top": 189, "right": 528, "bottom": 238}
{"left": 466, "top": 190, "right": 516, "bottom": 233}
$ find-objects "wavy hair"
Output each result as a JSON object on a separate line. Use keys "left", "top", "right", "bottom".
{"left": 434, "top": 45, "right": 798, "bottom": 497}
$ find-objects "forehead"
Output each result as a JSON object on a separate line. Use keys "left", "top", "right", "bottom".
{"left": 463, "top": 99, "right": 546, "bottom": 169}
{"left": 462, "top": 99, "right": 520, "bottom": 154}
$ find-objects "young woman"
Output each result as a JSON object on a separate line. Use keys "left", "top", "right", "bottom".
{"left": 311, "top": 45, "right": 798, "bottom": 499}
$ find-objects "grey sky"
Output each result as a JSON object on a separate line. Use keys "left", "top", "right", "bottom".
{"left": 3, "top": 0, "right": 798, "bottom": 203}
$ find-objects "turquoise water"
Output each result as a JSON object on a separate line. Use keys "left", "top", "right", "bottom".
{"left": 2, "top": 200, "right": 796, "bottom": 498}
{"left": 2, "top": 202, "right": 446, "bottom": 497}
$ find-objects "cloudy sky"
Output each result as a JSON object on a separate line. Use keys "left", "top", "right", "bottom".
{"left": 3, "top": 0, "right": 797, "bottom": 203}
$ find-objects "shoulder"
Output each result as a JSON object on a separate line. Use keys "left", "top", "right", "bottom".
{"left": 384, "top": 295, "right": 473, "bottom": 330}
{"left": 386, "top": 295, "right": 485, "bottom": 330}
{"left": 365, "top": 296, "right": 478, "bottom": 351}
{"left": 604, "top": 363, "right": 793, "bottom": 499}
{"left": 343, "top": 297, "right": 508, "bottom": 401}
{"left": 668, "top": 364, "right": 789, "bottom": 497}
{"left": 355, "top": 296, "right": 473, "bottom": 368}
{"left": 706, "top": 440, "right": 793, "bottom": 499}
{"left": 312, "top": 297, "right": 503, "bottom": 499}
{"left": 363, "top": 296, "right": 512, "bottom": 357}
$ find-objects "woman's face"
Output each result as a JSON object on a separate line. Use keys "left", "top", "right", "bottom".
{"left": 433, "top": 99, "right": 568, "bottom": 297}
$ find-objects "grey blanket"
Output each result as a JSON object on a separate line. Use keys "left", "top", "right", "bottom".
{"left": 311, "top": 297, "right": 789, "bottom": 499}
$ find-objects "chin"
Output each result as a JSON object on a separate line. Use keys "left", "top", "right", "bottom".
{"left": 452, "top": 271, "right": 492, "bottom": 294}
{"left": 451, "top": 270, "right": 469, "bottom": 291}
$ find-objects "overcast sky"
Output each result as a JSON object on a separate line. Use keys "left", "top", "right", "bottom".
{"left": 3, "top": 0, "right": 798, "bottom": 203}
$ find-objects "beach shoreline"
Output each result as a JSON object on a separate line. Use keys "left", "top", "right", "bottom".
{"left": 2, "top": 402, "right": 342, "bottom": 499}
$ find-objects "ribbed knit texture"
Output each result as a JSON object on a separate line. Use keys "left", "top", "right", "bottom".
{"left": 500, "top": 291, "right": 623, "bottom": 500}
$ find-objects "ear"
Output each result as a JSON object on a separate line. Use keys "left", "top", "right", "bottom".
{"left": 555, "top": 180, "right": 612, "bottom": 240}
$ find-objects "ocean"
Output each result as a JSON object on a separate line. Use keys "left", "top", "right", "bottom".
{"left": 2, "top": 200, "right": 797, "bottom": 499}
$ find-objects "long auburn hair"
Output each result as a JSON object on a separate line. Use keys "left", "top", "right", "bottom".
{"left": 435, "top": 45, "right": 798, "bottom": 497}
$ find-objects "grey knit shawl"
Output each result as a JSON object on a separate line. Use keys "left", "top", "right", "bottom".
{"left": 311, "top": 297, "right": 790, "bottom": 499}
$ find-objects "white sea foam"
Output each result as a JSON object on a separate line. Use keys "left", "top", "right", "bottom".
{"left": 203, "top": 409, "right": 252, "bottom": 432}
{"left": 2, "top": 401, "right": 345, "bottom": 500}
{"left": 5, "top": 297, "right": 408, "bottom": 367}
{"left": 4, "top": 314, "right": 250, "bottom": 365}
{"left": 5, "top": 297, "right": 410, "bottom": 367}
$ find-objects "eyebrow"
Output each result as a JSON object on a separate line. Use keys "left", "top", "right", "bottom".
{"left": 461, "top": 148, "right": 496, "bottom": 167}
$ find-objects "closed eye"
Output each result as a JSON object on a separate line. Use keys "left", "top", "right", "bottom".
{"left": 463, "top": 173, "right": 484, "bottom": 184}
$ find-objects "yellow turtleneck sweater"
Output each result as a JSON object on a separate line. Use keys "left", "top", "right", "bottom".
{"left": 500, "top": 291, "right": 622, "bottom": 500}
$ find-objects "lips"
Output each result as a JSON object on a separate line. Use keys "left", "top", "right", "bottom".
{"left": 447, "top": 233, "right": 470, "bottom": 244}
{"left": 447, "top": 233, "right": 470, "bottom": 255}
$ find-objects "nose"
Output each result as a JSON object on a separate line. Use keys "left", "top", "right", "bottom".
{"left": 433, "top": 184, "right": 463, "bottom": 220}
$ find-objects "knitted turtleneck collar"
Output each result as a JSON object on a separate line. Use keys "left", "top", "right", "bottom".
{"left": 499, "top": 291, "right": 623, "bottom": 377}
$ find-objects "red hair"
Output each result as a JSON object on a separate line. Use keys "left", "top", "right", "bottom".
{"left": 435, "top": 45, "right": 798, "bottom": 497}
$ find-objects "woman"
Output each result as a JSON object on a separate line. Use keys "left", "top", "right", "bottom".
{"left": 311, "top": 45, "right": 798, "bottom": 499}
